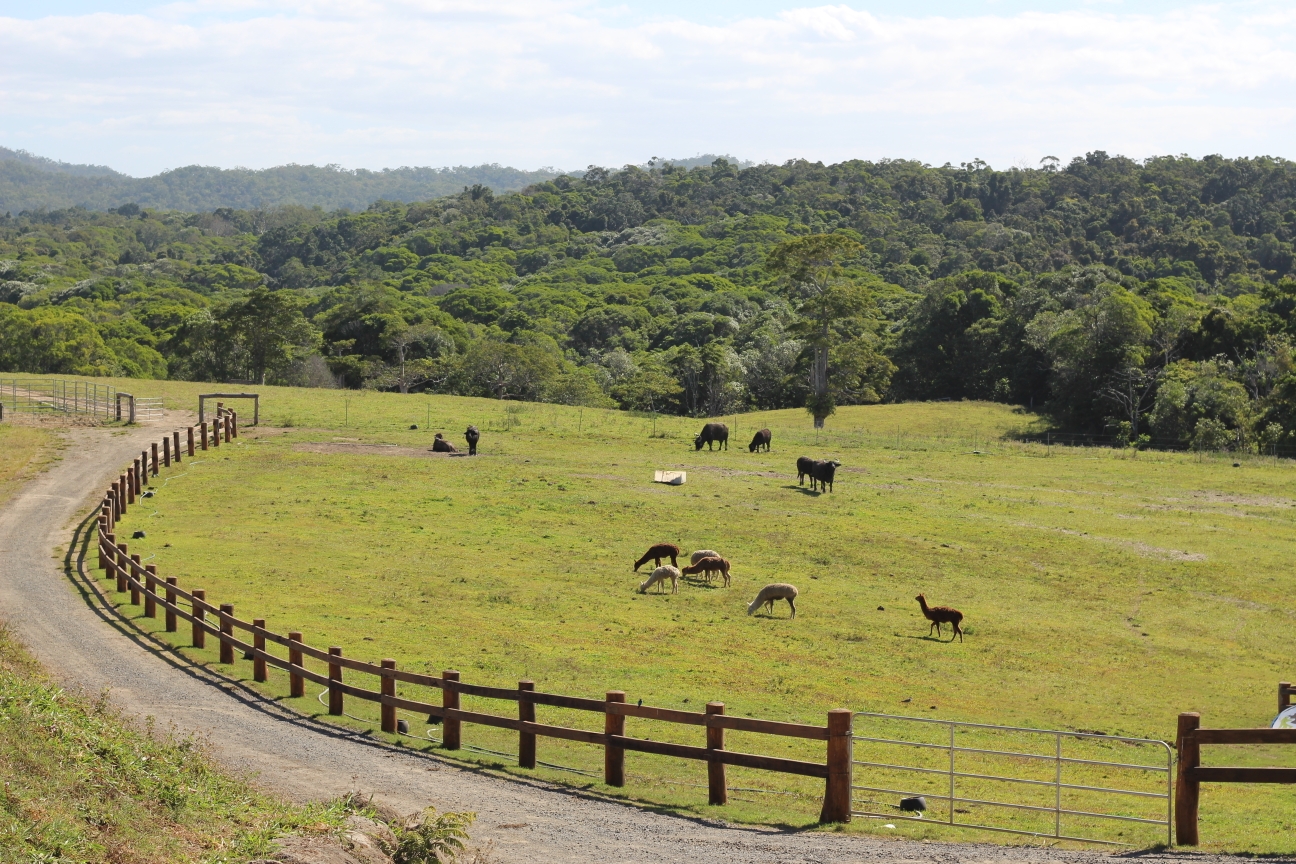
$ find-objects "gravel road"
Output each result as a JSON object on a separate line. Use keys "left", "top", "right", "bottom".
{"left": 0, "top": 423, "right": 1280, "bottom": 863}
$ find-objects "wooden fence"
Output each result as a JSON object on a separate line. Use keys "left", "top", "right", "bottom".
{"left": 92, "top": 413, "right": 854, "bottom": 822}
{"left": 1174, "top": 712, "right": 1296, "bottom": 845}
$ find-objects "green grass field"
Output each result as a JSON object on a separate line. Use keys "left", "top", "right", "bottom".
{"left": 19, "top": 373, "right": 1291, "bottom": 851}
{"left": 0, "top": 424, "right": 55, "bottom": 509}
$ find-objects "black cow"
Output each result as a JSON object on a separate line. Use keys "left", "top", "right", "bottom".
{"left": 694, "top": 423, "right": 729, "bottom": 451}
{"left": 431, "top": 433, "right": 457, "bottom": 453}
{"left": 796, "top": 456, "right": 817, "bottom": 485}
{"left": 748, "top": 428, "right": 771, "bottom": 452}
{"left": 810, "top": 459, "right": 841, "bottom": 492}
{"left": 465, "top": 425, "right": 480, "bottom": 456}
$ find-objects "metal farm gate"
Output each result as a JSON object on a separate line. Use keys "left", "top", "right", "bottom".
{"left": 0, "top": 379, "right": 118, "bottom": 419}
{"left": 851, "top": 712, "right": 1172, "bottom": 846}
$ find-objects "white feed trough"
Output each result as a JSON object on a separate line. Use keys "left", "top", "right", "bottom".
{"left": 653, "top": 470, "right": 687, "bottom": 486}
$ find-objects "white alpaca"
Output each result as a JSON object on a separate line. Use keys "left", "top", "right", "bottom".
{"left": 747, "top": 583, "right": 798, "bottom": 618}
{"left": 690, "top": 549, "right": 720, "bottom": 566}
{"left": 639, "top": 565, "right": 680, "bottom": 594}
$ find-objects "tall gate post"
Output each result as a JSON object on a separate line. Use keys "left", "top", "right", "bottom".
{"left": 1175, "top": 712, "right": 1201, "bottom": 846}
{"left": 820, "top": 708, "right": 853, "bottom": 823}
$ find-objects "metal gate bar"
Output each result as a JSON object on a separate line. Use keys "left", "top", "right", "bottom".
{"left": 851, "top": 711, "right": 1172, "bottom": 846}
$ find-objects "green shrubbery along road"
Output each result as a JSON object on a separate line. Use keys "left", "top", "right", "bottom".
{"left": 81, "top": 378, "right": 1296, "bottom": 852}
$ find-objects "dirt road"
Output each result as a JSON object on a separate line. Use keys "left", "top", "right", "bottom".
{"left": 0, "top": 423, "right": 1271, "bottom": 863}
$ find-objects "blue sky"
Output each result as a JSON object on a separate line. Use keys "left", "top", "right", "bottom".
{"left": 0, "top": 1, "right": 1291, "bottom": 176}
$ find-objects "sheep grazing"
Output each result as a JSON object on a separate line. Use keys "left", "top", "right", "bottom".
{"left": 810, "top": 459, "right": 842, "bottom": 492}
{"left": 694, "top": 422, "right": 729, "bottom": 451}
{"left": 916, "top": 593, "right": 964, "bottom": 642}
{"left": 748, "top": 428, "right": 771, "bottom": 452}
{"left": 796, "top": 456, "right": 816, "bottom": 486}
{"left": 639, "top": 565, "right": 680, "bottom": 594}
{"left": 431, "top": 433, "right": 458, "bottom": 453}
{"left": 465, "top": 425, "right": 480, "bottom": 455}
{"left": 683, "top": 555, "right": 731, "bottom": 588}
{"left": 633, "top": 542, "right": 681, "bottom": 571}
{"left": 690, "top": 549, "right": 720, "bottom": 566}
{"left": 748, "top": 583, "right": 798, "bottom": 618}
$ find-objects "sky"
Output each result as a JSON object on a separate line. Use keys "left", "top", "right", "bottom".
{"left": 0, "top": 1, "right": 1292, "bottom": 177}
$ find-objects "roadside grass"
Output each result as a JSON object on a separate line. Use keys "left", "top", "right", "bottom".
{"left": 23, "top": 374, "right": 1293, "bottom": 851}
{"left": 0, "top": 424, "right": 56, "bottom": 509}
{"left": 0, "top": 624, "right": 349, "bottom": 863}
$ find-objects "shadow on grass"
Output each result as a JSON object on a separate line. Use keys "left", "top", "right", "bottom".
{"left": 782, "top": 485, "right": 822, "bottom": 496}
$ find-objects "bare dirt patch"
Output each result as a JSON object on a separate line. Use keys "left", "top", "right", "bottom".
{"left": 293, "top": 443, "right": 465, "bottom": 458}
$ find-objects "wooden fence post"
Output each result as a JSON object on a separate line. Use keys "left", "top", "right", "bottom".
{"left": 163, "top": 436, "right": 170, "bottom": 467}
{"left": 119, "top": 473, "right": 129, "bottom": 514}
{"left": 1176, "top": 712, "right": 1201, "bottom": 846}
{"left": 165, "top": 577, "right": 177, "bottom": 632}
{"left": 288, "top": 632, "right": 304, "bottom": 698}
{"left": 144, "top": 565, "right": 157, "bottom": 618}
{"left": 139, "top": 453, "right": 146, "bottom": 489}
{"left": 328, "top": 647, "right": 343, "bottom": 715}
{"left": 381, "top": 659, "right": 397, "bottom": 733}
{"left": 115, "top": 544, "right": 128, "bottom": 593}
{"left": 223, "top": 415, "right": 231, "bottom": 443}
{"left": 98, "top": 524, "right": 109, "bottom": 570}
{"left": 111, "top": 482, "right": 120, "bottom": 521}
{"left": 129, "top": 554, "right": 141, "bottom": 605}
{"left": 200, "top": 424, "right": 208, "bottom": 451}
{"left": 191, "top": 425, "right": 199, "bottom": 454}
{"left": 151, "top": 442, "right": 159, "bottom": 476}
{"left": 191, "top": 589, "right": 206, "bottom": 649}
{"left": 519, "top": 680, "right": 536, "bottom": 768}
{"left": 605, "top": 690, "right": 626, "bottom": 787}
{"left": 129, "top": 462, "right": 138, "bottom": 503}
{"left": 1281, "top": 682, "right": 1292, "bottom": 714}
{"left": 212, "top": 419, "right": 220, "bottom": 448}
{"left": 174, "top": 430, "right": 182, "bottom": 463}
{"left": 819, "top": 708, "right": 853, "bottom": 823}
{"left": 442, "top": 670, "right": 461, "bottom": 749}
{"left": 253, "top": 620, "right": 267, "bottom": 682}
{"left": 706, "top": 701, "right": 727, "bottom": 805}
{"left": 230, "top": 410, "right": 238, "bottom": 438}
{"left": 219, "top": 604, "right": 235, "bottom": 665}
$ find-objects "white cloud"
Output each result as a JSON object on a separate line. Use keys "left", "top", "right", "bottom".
{"left": 0, "top": 1, "right": 1292, "bottom": 175}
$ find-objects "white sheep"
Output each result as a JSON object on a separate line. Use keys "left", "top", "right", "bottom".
{"left": 748, "top": 583, "right": 798, "bottom": 618}
{"left": 639, "top": 565, "right": 680, "bottom": 594}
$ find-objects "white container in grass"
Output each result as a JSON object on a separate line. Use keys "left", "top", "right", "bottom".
{"left": 653, "top": 470, "right": 686, "bottom": 485}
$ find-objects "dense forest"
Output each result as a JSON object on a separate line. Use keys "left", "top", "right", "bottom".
{"left": 0, "top": 148, "right": 563, "bottom": 213}
{"left": 3, "top": 153, "right": 1296, "bottom": 450}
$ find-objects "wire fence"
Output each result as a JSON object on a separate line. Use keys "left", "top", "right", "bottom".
{"left": 0, "top": 378, "right": 118, "bottom": 419}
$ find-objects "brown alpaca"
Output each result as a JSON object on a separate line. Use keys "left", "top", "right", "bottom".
{"left": 916, "top": 594, "right": 964, "bottom": 642}
{"left": 682, "top": 555, "right": 731, "bottom": 587}
{"left": 634, "top": 543, "right": 680, "bottom": 571}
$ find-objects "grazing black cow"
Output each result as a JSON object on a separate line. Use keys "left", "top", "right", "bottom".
{"left": 431, "top": 433, "right": 457, "bottom": 453}
{"left": 810, "top": 459, "right": 841, "bottom": 492}
{"left": 796, "top": 456, "right": 817, "bottom": 485}
{"left": 694, "top": 423, "right": 729, "bottom": 451}
{"left": 748, "top": 428, "right": 772, "bottom": 452}
{"left": 465, "top": 425, "right": 480, "bottom": 456}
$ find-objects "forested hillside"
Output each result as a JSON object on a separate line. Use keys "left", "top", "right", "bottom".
{"left": 3, "top": 153, "right": 1296, "bottom": 449}
{"left": 0, "top": 148, "right": 562, "bottom": 212}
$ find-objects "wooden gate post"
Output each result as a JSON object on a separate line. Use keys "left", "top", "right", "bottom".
{"left": 819, "top": 708, "right": 853, "bottom": 823}
{"left": 191, "top": 589, "right": 206, "bottom": 648}
{"left": 1176, "top": 712, "right": 1201, "bottom": 846}
{"left": 328, "top": 647, "right": 343, "bottom": 715}
{"left": 288, "top": 632, "right": 304, "bottom": 697}
{"left": 253, "top": 620, "right": 267, "bottom": 682}
{"left": 115, "top": 544, "right": 128, "bottom": 593}
{"left": 129, "top": 555, "right": 141, "bottom": 605}
{"left": 144, "top": 565, "right": 157, "bottom": 618}
{"left": 381, "top": 659, "right": 397, "bottom": 733}
{"left": 442, "top": 670, "right": 461, "bottom": 749}
{"left": 219, "top": 605, "right": 235, "bottom": 665}
{"left": 165, "top": 578, "right": 177, "bottom": 632}
{"left": 519, "top": 680, "right": 536, "bottom": 768}
{"left": 706, "top": 701, "right": 727, "bottom": 805}
{"left": 605, "top": 690, "right": 626, "bottom": 787}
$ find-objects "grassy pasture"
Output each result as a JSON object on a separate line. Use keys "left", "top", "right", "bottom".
{"left": 0, "top": 424, "right": 55, "bottom": 509}
{"left": 33, "top": 373, "right": 1292, "bottom": 851}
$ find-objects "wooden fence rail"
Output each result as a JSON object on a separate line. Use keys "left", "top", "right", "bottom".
{"left": 1175, "top": 712, "right": 1296, "bottom": 845}
{"left": 94, "top": 417, "right": 853, "bottom": 822}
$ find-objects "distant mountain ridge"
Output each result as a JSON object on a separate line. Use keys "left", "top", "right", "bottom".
{"left": 0, "top": 148, "right": 565, "bottom": 213}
